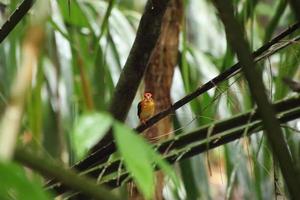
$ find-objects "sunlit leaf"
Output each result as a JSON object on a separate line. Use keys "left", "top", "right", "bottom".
{"left": 72, "top": 112, "right": 112, "bottom": 159}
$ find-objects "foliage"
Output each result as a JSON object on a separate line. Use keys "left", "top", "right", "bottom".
{"left": 114, "top": 122, "right": 179, "bottom": 199}
{"left": 0, "top": 162, "right": 52, "bottom": 200}
{"left": 0, "top": 0, "right": 299, "bottom": 199}
{"left": 72, "top": 112, "right": 112, "bottom": 159}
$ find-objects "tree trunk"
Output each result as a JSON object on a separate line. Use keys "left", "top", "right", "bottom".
{"left": 128, "top": 0, "right": 183, "bottom": 199}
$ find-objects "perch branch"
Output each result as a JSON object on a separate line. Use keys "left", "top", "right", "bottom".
{"left": 74, "top": 23, "right": 300, "bottom": 173}
{"left": 14, "top": 147, "right": 120, "bottom": 200}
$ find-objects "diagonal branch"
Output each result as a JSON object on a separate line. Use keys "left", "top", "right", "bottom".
{"left": 135, "top": 33, "right": 300, "bottom": 134}
{"left": 46, "top": 95, "right": 300, "bottom": 193}
{"left": 77, "top": 96, "right": 300, "bottom": 181}
{"left": 0, "top": 0, "right": 34, "bottom": 43}
{"left": 74, "top": 23, "right": 300, "bottom": 173}
{"left": 101, "top": 105, "right": 300, "bottom": 189}
{"left": 102, "top": 98, "right": 300, "bottom": 188}
{"left": 212, "top": 0, "right": 300, "bottom": 198}
{"left": 14, "top": 147, "right": 120, "bottom": 200}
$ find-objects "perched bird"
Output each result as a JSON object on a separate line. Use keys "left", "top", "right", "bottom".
{"left": 137, "top": 92, "right": 155, "bottom": 124}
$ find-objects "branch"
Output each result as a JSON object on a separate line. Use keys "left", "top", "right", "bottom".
{"left": 14, "top": 147, "right": 120, "bottom": 200}
{"left": 0, "top": 0, "right": 34, "bottom": 43}
{"left": 135, "top": 36, "right": 300, "bottom": 134}
{"left": 73, "top": 23, "right": 300, "bottom": 173}
{"left": 86, "top": 96, "right": 300, "bottom": 188}
{"left": 48, "top": 95, "right": 300, "bottom": 193}
{"left": 212, "top": 0, "right": 300, "bottom": 198}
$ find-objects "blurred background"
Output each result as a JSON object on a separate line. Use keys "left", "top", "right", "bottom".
{"left": 0, "top": 0, "right": 299, "bottom": 199}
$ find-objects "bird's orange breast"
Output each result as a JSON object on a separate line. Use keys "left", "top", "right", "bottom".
{"left": 139, "top": 100, "right": 155, "bottom": 121}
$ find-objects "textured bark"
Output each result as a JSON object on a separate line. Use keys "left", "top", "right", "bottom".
{"left": 128, "top": 0, "right": 183, "bottom": 199}
{"left": 143, "top": 0, "right": 182, "bottom": 141}
{"left": 88, "top": 0, "right": 170, "bottom": 156}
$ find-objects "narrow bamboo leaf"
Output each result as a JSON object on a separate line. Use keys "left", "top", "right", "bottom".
{"left": 179, "top": 159, "right": 200, "bottom": 200}
{"left": 284, "top": 128, "right": 300, "bottom": 170}
{"left": 275, "top": 45, "right": 300, "bottom": 100}
{"left": 57, "top": 0, "right": 90, "bottom": 27}
{"left": 180, "top": 23, "right": 190, "bottom": 93}
{"left": 263, "top": 0, "right": 287, "bottom": 43}
{"left": 42, "top": 99, "right": 61, "bottom": 159}
{"left": 251, "top": 137, "right": 264, "bottom": 200}
{"left": 98, "top": 0, "right": 116, "bottom": 39}
{"left": 73, "top": 112, "right": 112, "bottom": 159}
{"left": 0, "top": 162, "right": 52, "bottom": 200}
{"left": 174, "top": 115, "right": 201, "bottom": 200}
{"left": 93, "top": 43, "right": 107, "bottom": 110}
{"left": 26, "top": 63, "right": 43, "bottom": 148}
{"left": 225, "top": 160, "right": 238, "bottom": 200}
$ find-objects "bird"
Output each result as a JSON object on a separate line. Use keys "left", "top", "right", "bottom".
{"left": 137, "top": 92, "right": 155, "bottom": 124}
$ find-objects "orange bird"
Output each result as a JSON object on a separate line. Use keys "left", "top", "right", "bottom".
{"left": 137, "top": 92, "right": 155, "bottom": 124}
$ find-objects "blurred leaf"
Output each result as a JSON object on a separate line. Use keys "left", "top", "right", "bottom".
{"left": 0, "top": 162, "right": 52, "bottom": 200}
{"left": 113, "top": 122, "right": 180, "bottom": 199}
{"left": 72, "top": 112, "right": 112, "bottom": 159}
{"left": 149, "top": 149, "right": 180, "bottom": 188}
{"left": 263, "top": 0, "right": 287, "bottom": 43}
{"left": 42, "top": 98, "right": 61, "bottom": 159}
{"left": 275, "top": 45, "right": 300, "bottom": 100}
{"left": 113, "top": 122, "right": 154, "bottom": 199}
{"left": 57, "top": 0, "right": 90, "bottom": 28}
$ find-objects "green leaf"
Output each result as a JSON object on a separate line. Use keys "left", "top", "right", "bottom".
{"left": 113, "top": 122, "right": 154, "bottom": 199}
{"left": 72, "top": 112, "right": 112, "bottom": 159}
{"left": 113, "top": 122, "right": 180, "bottom": 199}
{"left": 57, "top": 0, "right": 90, "bottom": 28}
{"left": 0, "top": 162, "right": 52, "bottom": 200}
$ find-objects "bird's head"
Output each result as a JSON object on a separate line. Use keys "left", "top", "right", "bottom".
{"left": 144, "top": 92, "right": 153, "bottom": 100}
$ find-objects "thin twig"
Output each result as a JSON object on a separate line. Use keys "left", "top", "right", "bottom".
{"left": 0, "top": 0, "right": 34, "bottom": 43}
